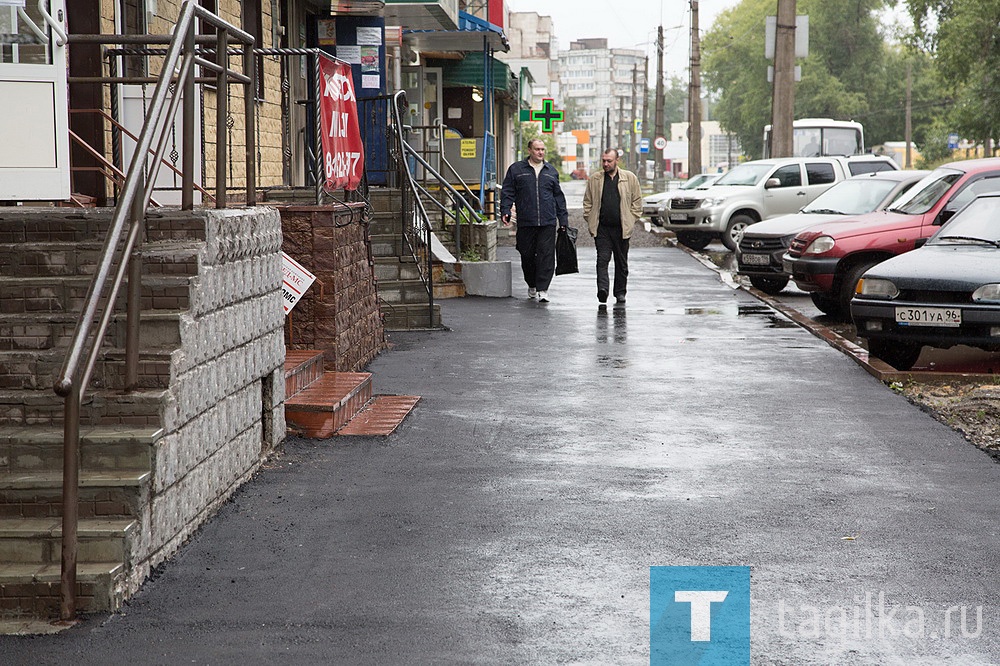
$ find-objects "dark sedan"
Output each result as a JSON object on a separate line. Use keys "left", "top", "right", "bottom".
{"left": 851, "top": 194, "right": 1000, "bottom": 369}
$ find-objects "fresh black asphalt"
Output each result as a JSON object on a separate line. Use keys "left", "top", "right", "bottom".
{"left": 4, "top": 244, "right": 1000, "bottom": 665}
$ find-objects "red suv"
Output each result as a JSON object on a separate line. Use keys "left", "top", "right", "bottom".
{"left": 783, "top": 158, "right": 1000, "bottom": 319}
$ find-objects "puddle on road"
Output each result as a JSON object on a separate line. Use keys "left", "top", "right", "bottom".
{"left": 737, "top": 304, "right": 798, "bottom": 329}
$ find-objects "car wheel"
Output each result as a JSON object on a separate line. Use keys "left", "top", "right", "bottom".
{"left": 749, "top": 276, "right": 789, "bottom": 295}
{"left": 809, "top": 292, "right": 842, "bottom": 317}
{"left": 722, "top": 214, "right": 755, "bottom": 251}
{"left": 868, "top": 339, "right": 922, "bottom": 370}
{"left": 676, "top": 230, "right": 712, "bottom": 251}
{"left": 839, "top": 260, "right": 882, "bottom": 322}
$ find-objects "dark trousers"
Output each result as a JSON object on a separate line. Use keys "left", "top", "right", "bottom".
{"left": 596, "top": 225, "right": 630, "bottom": 298}
{"left": 515, "top": 225, "right": 556, "bottom": 291}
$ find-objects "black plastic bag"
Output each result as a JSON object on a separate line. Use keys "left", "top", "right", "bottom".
{"left": 555, "top": 226, "right": 579, "bottom": 275}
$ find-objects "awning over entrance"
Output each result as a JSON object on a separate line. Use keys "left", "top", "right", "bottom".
{"left": 402, "top": 10, "right": 508, "bottom": 53}
{"left": 437, "top": 51, "right": 516, "bottom": 96}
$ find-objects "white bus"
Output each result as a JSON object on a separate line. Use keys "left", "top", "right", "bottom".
{"left": 763, "top": 118, "right": 864, "bottom": 158}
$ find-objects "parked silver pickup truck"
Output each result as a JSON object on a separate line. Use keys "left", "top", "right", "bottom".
{"left": 660, "top": 155, "right": 898, "bottom": 251}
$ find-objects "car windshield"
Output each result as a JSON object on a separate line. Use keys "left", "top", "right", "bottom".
{"left": 681, "top": 174, "right": 717, "bottom": 189}
{"left": 714, "top": 163, "right": 773, "bottom": 186}
{"left": 929, "top": 197, "right": 1000, "bottom": 245}
{"left": 800, "top": 178, "right": 898, "bottom": 215}
{"left": 885, "top": 168, "right": 962, "bottom": 215}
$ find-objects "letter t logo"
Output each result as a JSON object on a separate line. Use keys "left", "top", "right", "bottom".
{"left": 674, "top": 590, "right": 729, "bottom": 641}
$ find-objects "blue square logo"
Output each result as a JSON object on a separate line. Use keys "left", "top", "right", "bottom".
{"left": 650, "top": 566, "right": 750, "bottom": 665}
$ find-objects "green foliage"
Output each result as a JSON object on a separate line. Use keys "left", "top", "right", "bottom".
{"left": 519, "top": 123, "right": 559, "bottom": 160}
{"left": 460, "top": 248, "right": 483, "bottom": 262}
{"left": 456, "top": 206, "right": 484, "bottom": 225}
{"left": 702, "top": 0, "right": 947, "bottom": 158}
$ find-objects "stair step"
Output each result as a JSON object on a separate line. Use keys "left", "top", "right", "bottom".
{"left": 0, "top": 470, "right": 151, "bottom": 490}
{"left": 0, "top": 561, "right": 126, "bottom": 617}
{"left": 0, "top": 425, "right": 161, "bottom": 474}
{"left": 0, "top": 349, "right": 174, "bottom": 391}
{"left": 0, "top": 275, "right": 191, "bottom": 315}
{"left": 0, "top": 387, "right": 168, "bottom": 428}
{"left": 285, "top": 372, "right": 372, "bottom": 439}
{"left": 0, "top": 517, "right": 135, "bottom": 564}
{"left": 377, "top": 278, "right": 432, "bottom": 304}
{"left": 0, "top": 240, "right": 201, "bottom": 279}
{"left": 373, "top": 256, "right": 422, "bottom": 282}
{"left": 336, "top": 395, "right": 420, "bottom": 436}
{"left": 283, "top": 349, "right": 325, "bottom": 398}
{"left": 0, "top": 310, "right": 183, "bottom": 352}
{"left": 382, "top": 303, "right": 442, "bottom": 331}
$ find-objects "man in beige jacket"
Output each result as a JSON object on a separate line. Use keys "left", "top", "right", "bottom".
{"left": 583, "top": 149, "right": 644, "bottom": 305}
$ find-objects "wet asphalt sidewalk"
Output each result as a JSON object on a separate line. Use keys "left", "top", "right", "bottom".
{"left": 5, "top": 244, "right": 1000, "bottom": 665}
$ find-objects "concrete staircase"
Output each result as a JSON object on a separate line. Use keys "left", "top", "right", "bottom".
{"left": 284, "top": 350, "right": 418, "bottom": 438}
{"left": 367, "top": 188, "right": 444, "bottom": 330}
{"left": 0, "top": 207, "right": 285, "bottom": 622}
{"left": 0, "top": 215, "right": 200, "bottom": 617}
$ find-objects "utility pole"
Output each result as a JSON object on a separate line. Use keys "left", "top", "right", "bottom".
{"left": 605, "top": 108, "right": 611, "bottom": 152}
{"left": 630, "top": 63, "right": 639, "bottom": 171}
{"left": 653, "top": 25, "right": 665, "bottom": 189}
{"left": 905, "top": 61, "right": 912, "bottom": 168}
{"left": 770, "top": 0, "right": 796, "bottom": 157}
{"left": 640, "top": 55, "right": 649, "bottom": 185}
{"left": 688, "top": 0, "right": 702, "bottom": 176}
{"left": 617, "top": 95, "right": 626, "bottom": 155}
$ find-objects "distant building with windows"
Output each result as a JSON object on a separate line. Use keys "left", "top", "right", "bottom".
{"left": 558, "top": 39, "right": 644, "bottom": 171}
{"left": 669, "top": 121, "right": 743, "bottom": 177}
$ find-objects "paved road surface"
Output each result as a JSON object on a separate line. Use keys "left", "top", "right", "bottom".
{"left": 3, "top": 244, "right": 999, "bottom": 665}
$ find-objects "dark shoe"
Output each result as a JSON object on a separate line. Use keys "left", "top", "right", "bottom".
{"left": 597, "top": 289, "right": 608, "bottom": 303}
{"left": 615, "top": 296, "right": 626, "bottom": 306}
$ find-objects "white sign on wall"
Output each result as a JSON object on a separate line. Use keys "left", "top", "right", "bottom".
{"left": 281, "top": 252, "right": 316, "bottom": 314}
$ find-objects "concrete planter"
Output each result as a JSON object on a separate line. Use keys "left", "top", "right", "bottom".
{"left": 449, "top": 220, "right": 498, "bottom": 262}
{"left": 457, "top": 260, "right": 512, "bottom": 297}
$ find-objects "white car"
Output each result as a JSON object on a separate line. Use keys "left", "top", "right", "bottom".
{"left": 643, "top": 174, "right": 721, "bottom": 226}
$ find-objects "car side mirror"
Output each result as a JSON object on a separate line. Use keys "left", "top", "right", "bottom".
{"left": 935, "top": 208, "right": 957, "bottom": 226}
{"left": 914, "top": 237, "right": 928, "bottom": 249}
{"left": 764, "top": 177, "right": 781, "bottom": 189}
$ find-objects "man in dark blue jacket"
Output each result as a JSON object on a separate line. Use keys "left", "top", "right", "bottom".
{"left": 500, "top": 139, "right": 569, "bottom": 303}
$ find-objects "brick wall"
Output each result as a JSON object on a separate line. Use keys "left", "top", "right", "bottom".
{"left": 279, "top": 203, "right": 386, "bottom": 372}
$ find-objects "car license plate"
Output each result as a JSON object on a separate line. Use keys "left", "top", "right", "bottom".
{"left": 742, "top": 253, "right": 770, "bottom": 266}
{"left": 669, "top": 213, "right": 687, "bottom": 222}
{"left": 895, "top": 307, "right": 961, "bottom": 327}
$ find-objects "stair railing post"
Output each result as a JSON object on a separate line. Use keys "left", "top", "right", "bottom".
{"left": 243, "top": 40, "right": 256, "bottom": 206}
{"left": 125, "top": 171, "right": 145, "bottom": 391}
{"left": 59, "top": 383, "right": 81, "bottom": 622}
{"left": 182, "top": 26, "right": 195, "bottom": 210}
{"left": 215, "top": 28, "right": 228, "bottom": 208}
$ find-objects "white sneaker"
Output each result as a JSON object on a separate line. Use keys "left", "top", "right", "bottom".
{"left": 537, "top": 291, "right": 549, "bottom": 303}
{"left": 528, "top": 287, "right": 537, "bottom": 299}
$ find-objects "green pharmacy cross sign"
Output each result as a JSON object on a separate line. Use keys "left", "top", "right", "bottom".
{"left": 526, "top": 98, "right": 564, "bottom": 133}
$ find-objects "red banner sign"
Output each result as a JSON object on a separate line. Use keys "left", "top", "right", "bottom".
{"left": 318, "top": 55, "right": 364, "bottom": 191}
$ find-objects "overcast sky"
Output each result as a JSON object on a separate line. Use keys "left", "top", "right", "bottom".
{"left": 503, "top": 0, "right": 740, "bottom": 78}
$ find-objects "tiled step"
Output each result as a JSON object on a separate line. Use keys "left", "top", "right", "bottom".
{"left": 0, "top": 211, "right": 206, "bottom": 245}
{"left": 369, "top": 233, "right": 404, "bottom": 257}
{"left": 0, "top": 425, "right": 160, "bottom": 474}
{"left": 0, "top": 387, "right": 168, "bottom": 427}
{"left": 377, "top": 278, "right": 432, "bottom": 305}
{"left": 381, "top": 303, "right": 441, "bottom": 330}
{"left": 284, "top": 350, "right": 325, "bottom": 398}
{"left": 0, "top": 517, "right": 136, "bottom": 564}
{"left": 285, "top": 372, "right": 372, "bottom": 439}
{"left": 335, "top": 395, "right": 420, "bottom": 436}
{"left": 0, "top": 240, "right": 201, "bottom": 279}
{"left": 0, "top": 275, "right": 191, "bottom": 315}
{"left": 0, "top": 349, "right": 174, "bottom": 390}
{"left": 373, "top": 256, "right": 422, "bottom": 282}
{"left": 0, "top": 561, "right": 126, "bottom": 616}
{"left": 0, "top": 310, "right": 183, "bottom": 352}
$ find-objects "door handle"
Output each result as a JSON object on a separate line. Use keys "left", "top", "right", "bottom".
{"left": 36, "top": 0, "right": 67, "bottom": 46}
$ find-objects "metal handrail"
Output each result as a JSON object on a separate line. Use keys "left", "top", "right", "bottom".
{"left": 53, "top": 0, "right": 255, "bottom": 622}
